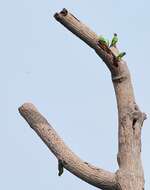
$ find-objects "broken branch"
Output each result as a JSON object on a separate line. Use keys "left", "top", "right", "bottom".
{"left": 19, "top": 103, "right": 117, "bottom": 190}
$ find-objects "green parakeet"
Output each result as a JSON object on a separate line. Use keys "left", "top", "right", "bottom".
{"left": 116, "top": 52, "right": 126, "bottom": 61}
{"left": 110, "top": 33, "right": 118, "bottom": 47}
{"left": 58, "top": 160, "right": 64, "bottom": 176}
{"left": 98, "top": 36, "right": 109, "bottom": 46}
{"left": 106, "top": 39, "right": 110, "bottom": 47}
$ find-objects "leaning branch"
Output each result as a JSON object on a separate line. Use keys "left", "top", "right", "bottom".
{"left": 54, "top": 8, "right": 147, "bottom": 170}
{"left": 19, "top": 103, "right": 117, "bottom": 190}
{"left": 19, "top": 8, "right": 147, "bottom": 190}
{"left": 54, "top": 8, "right": 147, "bottom": 189}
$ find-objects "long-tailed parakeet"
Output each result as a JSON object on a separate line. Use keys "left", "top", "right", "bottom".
{"left": 98, "top": 36, "right": 109, "bottom": 46}
{"left": 116, "top": 52, "right": 126, "bottom": 61}
{"left": 110, "top": 33, "right": 118, "bottom": 47}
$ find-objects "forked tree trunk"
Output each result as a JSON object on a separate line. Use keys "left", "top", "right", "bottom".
{"left": 19, "top": 9, "right": 146, "bottom": 190}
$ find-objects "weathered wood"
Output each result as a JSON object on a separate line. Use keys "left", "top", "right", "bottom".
{"left": 19, "top": 103, "right": 117, "bottom": 190}
{"left": 19, "top": 8, "right": 146, "bottom": 190}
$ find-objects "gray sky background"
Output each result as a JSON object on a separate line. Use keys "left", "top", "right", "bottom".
{"left": 1, "top": 0, "right": 150, "bottom": 189}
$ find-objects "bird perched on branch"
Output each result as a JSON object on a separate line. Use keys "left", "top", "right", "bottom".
{"left": 110, "top": 33, "right": 118, "bottom": 47}
{"left": 98, "top": 35, "right": 109, "bottom": 46}
{"left": 116, "top": 52, "right": 126, "bottom": 61}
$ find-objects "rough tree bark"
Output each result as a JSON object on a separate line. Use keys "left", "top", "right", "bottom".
{"left": 19, "top": 9, "right": 147, "bottom": 190}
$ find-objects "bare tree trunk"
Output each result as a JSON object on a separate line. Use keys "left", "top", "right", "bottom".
{"left": 19, "top": 9, "right": 146, "bottom": 190}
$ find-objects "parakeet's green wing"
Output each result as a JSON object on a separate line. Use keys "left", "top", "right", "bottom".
{"left": 106, "top": 39, "right": 109, "bottom": 46}
{"left": 110, "top": 35, "right": 118, "bottom": 47}
{"left": 99, "top": 36, "right": 106, "bottom": 42}
{"left": 116, "top": 52, "right": 126, "bottom": 60}
{"left": 98, "top": 36, "right": 109, "bottom": 46}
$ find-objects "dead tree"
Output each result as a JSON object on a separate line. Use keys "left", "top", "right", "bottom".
{"left": 19, "top": 9, "right": 147, "bottom": 190}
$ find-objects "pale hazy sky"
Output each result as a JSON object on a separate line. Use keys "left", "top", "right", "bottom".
{"left": 1, "top": 0, "right": 150, "bottom": 189}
